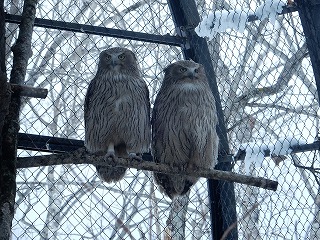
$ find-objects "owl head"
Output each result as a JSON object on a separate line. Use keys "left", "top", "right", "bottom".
{"left": 97, "top": 47, "right": 139, "bottom": 75}
{"left": 163, "top": 60, "right": 207, "bottom": 85}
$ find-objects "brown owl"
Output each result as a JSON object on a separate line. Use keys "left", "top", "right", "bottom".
{"left": 84, "top": 47, "right": 151, "bottom": 183}
{"left": 152, "top": 60, "right": 219, "bottom": 199}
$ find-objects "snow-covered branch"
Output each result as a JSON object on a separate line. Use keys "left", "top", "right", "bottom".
{"left": 237, "top": 136, "right": 307, "bottom": 174}
{"left": 195, "top": 0, "right": 287, "bottom": 39}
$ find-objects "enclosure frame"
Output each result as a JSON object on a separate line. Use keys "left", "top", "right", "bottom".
{"left": 3, "top": 0, "right": 320, "bottom": 240}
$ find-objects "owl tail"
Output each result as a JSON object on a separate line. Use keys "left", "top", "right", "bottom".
{"left": 170, "top": 175, "right": 195, "bottom": 199}
{"left": 154, "top": 173, "right": 195, "bottom": 199}
{"left": 96, "top": 165, "right": 127, "bottom": 183}
{"left": 115, "top": 143, "right": 128, "bottom": 158}
{"left": 96, "top": 143, "right": 128, "bottom": 183}
{"left": 172, "top": 176, "right": 186, "bottom": 195}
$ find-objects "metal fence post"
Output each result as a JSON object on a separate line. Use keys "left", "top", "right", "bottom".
{"left": 167, "top": 1, "right": 238, "bottom": 239}
{"left": 296, "top": 0, "right": 320, "bottom": 102}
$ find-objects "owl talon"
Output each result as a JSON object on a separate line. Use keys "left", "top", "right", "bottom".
{"left": 128, "top": 152, "right": 143, "bottom": 161}
{"left": 103, "top": 151, "right": 117, "bottom": 168}
{"left": 104, "top": 152, "right": 116, "bottom": 159}
{"left": 105, "top": 151, "right": 115, "bottom": 160}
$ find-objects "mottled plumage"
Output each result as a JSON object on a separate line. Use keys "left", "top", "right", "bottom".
{"left": 152, "top": 60, "right": 219, "bottom": 199}
{"left": 84, "top": 47, "right": 151, "bottom": 183}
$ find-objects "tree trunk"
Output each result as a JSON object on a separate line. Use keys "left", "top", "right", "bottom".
{"left": 164, "top": 193, "right": 190, "bottom": 240}
{"left": 0, "top": 0, "right": 38, "bottom": 239}
{"left": 0, "top": 1, "right": 12, "bottom": 239}
{"left": 309, "top": 188, "right": 320, "bottom": 240}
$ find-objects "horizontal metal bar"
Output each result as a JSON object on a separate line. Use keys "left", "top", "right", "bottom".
{"left": 18, "top": 133, "right": 318, "bottom": 163}
{"left": 17, "top": 133, "right": 153, "bottom": 161}
{"left": 5, "top": 13, "right": 186, "bottom": 47}
{"left": 5, "top": 6, "right": 296, "bottom": 46}
{"left": 18, "top": 133, "right": 84, "bottom": 153}
{"left": 233, "top": 141, "right": 320, "bottom": 161}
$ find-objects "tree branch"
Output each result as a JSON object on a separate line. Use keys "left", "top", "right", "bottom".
{"left": 246, "top": 102, "right": 318, "bottom": 118}
{"left": 220, "top": 195, "right": 268, "bottom": 240}
{"left": 17, "top": 147, "right": 278, "bottom": 191}
{"left": 10, "top": 84, "right": 47, "bottom": 98}
{"left": 236, "top": 42, "right": 308, "bottom": 103}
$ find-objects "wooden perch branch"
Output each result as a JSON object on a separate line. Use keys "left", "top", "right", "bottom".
{"left": 10, "top": 83, "right": 47, "bottom": 98}
{"left": 17, "top": 147, "right": 278, "bottom": 191}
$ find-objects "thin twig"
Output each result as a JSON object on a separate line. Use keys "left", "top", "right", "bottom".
{"left": 220, "top": 196, "right": 267, "bottom": 240}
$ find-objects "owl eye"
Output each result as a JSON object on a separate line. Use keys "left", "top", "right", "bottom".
{"left": 179, "top": 67, "right": 187, "bottom": 72}
{"left": 118, "top": 54, "right": 126, "bottom": 60}
{"left": 194, "top": 68, "right": 199, "bottom": 73}
{"left": 106, "top": 55, "right": 111, "bottom": 60}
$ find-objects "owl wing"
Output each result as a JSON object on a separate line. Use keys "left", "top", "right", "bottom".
{"left": 134, "top": 79, "right": 151, "bottom": 152}
{"left": 151, "top": 89, "right": 172, "bottom": 163}
{"left": 151, "top": 93, "right": 159, "bottom": 161}
{"left": 151, "top": 89, "right": 161, "bottom": 153}
{"left": 145, "top": 83, "right": 151, "bottom": 124}
{"left": 151, "top": 96, "right": 157, "bottom": 132}
{"left": 84, "top": 78, "right": 97, "bottom": 125}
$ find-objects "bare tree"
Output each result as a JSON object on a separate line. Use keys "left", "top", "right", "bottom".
{"left": 0, "top": 1, "right": 12, "bottom": 239}
{"left": 1, "top": 0, "right": 38, "bottom": 239}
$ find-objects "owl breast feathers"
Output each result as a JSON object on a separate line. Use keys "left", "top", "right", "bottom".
{"left": 84, "top": 47, "right": 151, "bottom": 183}
{"left": 152, "top": 60, "right": 219, "bottom": 199}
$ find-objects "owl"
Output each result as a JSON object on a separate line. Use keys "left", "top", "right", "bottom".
{"left": 84, "top": 47, "right": 151, "bottom": 183}
{"left": 152, "top": 60, "right": 219, "bottom": 199}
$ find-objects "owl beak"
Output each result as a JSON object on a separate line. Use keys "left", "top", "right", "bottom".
{"left": 187, "top": 70, "right": 196, "bottom": 79}
{"left": 111, "top": 56, "right": 119, "bottom": 67}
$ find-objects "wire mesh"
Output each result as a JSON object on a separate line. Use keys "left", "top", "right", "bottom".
{"left": 4, "top": 0, "right": 320, "bottom": 239}
{"left": 197, "top": 1, "right": 319, "bottom": 239}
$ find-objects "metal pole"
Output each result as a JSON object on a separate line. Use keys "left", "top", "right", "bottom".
{"left": 167, "top": 1, "right": 238, "bottom": 239}
{"left": 296, "top": 0, "right": 320, "bottom": 103}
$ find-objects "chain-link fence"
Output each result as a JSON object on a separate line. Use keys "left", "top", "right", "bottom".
{"left": 3, "top": 0, "right": 320, "bottom": 239}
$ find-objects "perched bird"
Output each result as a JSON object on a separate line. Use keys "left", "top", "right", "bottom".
{"left": 152, "top": 60, "right": 219, "bottom": 199}
{"left": 84, "top": 47, "right": 151, "bottom": 183}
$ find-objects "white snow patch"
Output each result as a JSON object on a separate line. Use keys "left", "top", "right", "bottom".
{"left": 255, "top": 0, "right": 286, "bottom": 24}
{"left": 195, "top": 0, "right": 286, "bottom": 39}
{"left": 239, "top": 136, "right": 306, "bottom": 174}
{"left": 195, "top": 8, "right": 251, "bottom": 40}
{"left": 269, "top": 137, "right": 305, "bottom": 156}
{"left": 240, "top": 141, "right": 268, "bottom": 174}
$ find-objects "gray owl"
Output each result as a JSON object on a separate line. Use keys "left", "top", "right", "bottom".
{"left": 152, "top": 60, "right": 219, "bottom": 199}
{"left": 84, "top": 47, "right": 151, "bottom": 183}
